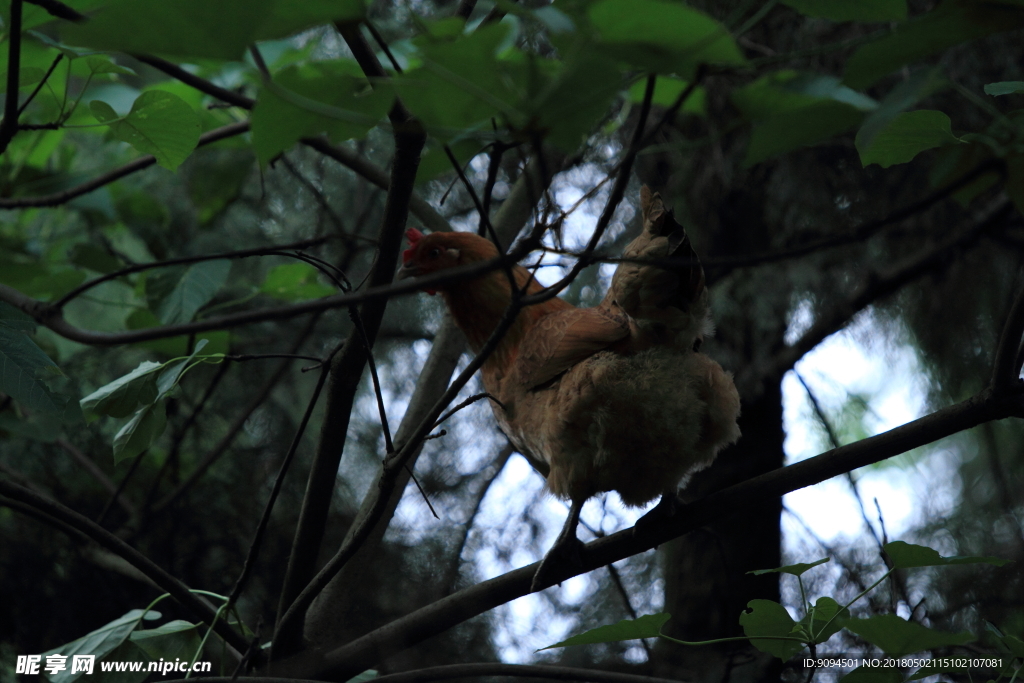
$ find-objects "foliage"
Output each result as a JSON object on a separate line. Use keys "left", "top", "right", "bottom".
{"left": 0, "top": 0, "right": 1023, "bottom": 681}
{"left": 545, "top": 542, "right": 1021, "bottom": 682}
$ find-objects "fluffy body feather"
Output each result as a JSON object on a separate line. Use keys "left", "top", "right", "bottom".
{"left": 399, "top": 188, "right": 740, "bottom": 586}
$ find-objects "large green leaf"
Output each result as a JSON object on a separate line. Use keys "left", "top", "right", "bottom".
{"left": 745, "top": 100, "right": 867, "bottom": 165}
{"left": 42, "top": 610, "right": 159, "bottom": 683}
{"left": 251, "top": 60, "right": 392, "bottom": 164}
{"left": 0, "top": 326, "right": 81, "bottom": 422}
{"left": 156, "top": 260, "right": 231, "bottom": 325}
{"left": 91, "top": 91, "right": 202, "bottom": 170}
{"left": 985, "top": 81, "right": 1024, "bottom": 96}
{"left": 732, "top": 71, "right": 876, "bottom": 165}
{"left": 112, "top": 400, "right": 167, "bottom": 464}
{"left": 803, "top": 597, "right": 849, "bottom": 643}
{"left": 129, "top": 621, "right": 201, "bottom": 663}
{"left": 627, "top": 77, "right": 706, "bottom": 116}
{"left": 844, "top": 3, "right": 1024, "bottom": 89}
{"left": 588, "top": 0, "right": 745, "bottom": 76}
{"left": 62, "top": 0, "right": 364, "bottom": 61}
{"left": 883, "top": 540, "right": 1010, "bottom": 568}
{"left": 854, "top": 68, "right": 945, "bottom": 152}
{"left": 260, "top": 263, "right": 336, "bottom": 301}
{"left": 80, "top": 361, "right": 162, "bottom": 418}
{"left": 540, "top": 613, "right": 670, "bottom": 650}
{"left": 739, "top": 600, "right": 805, "bottom": 660}
{"left": 856, "top": 110, "right": 958, "bottom": 168}
{"left": 395, "top": 24, "right": 524, "bottom": 138}
{"left": 781, "top": 0, "right": 906, "bottom": 22}
{"left": 844, "top": 614, "right": 975, "bottom": 655}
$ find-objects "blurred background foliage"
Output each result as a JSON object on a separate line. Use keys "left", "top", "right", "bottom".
{"left": 0, "top": 0, "right": 1023, "bottom": 681}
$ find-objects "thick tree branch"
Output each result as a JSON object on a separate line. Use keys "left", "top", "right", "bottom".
{"left": 0, "top": 477, "right": 250, "bottom": 654}
{"left": 303, "top": 150, "right": 565, "bottom": 646}
{"left": 991, "top": 283, "right": 1024, "bottom": 394}
{"left": 134, "top": 54, "right": 256, "bottom": 108}
{"left": 744, "top": 198, "right": 1015, "bottom": 394}
{"left": 274, "top": 386, "right": 1024, "bottom": 680}
{"left": 0, "top": 0, "right": 24, "bottom": 154}
{"left": 274, "top": 21, "right": 426, "bottom": 650}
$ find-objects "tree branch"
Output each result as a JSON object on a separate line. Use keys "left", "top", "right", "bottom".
{"left": 745, "top": 198, "right": 1015, "bottom": 394}
{"left": 273, "top": 385, "right": 1024, "bottom": 680}
{"left": 0, "top": 0, "right": 24, "bottom": 154}
{"left": 0, "top": 477, "right": 251, "bottom": 654}
{"left": 273, "top": 21, "right": 426, "bottom": 653}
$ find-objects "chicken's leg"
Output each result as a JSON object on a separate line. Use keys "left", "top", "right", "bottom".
{"left": 531, "top": 497, "right": 585, "bottom": 592}
{"left": 633, "top": 490, "right": 682, "bottom": 537}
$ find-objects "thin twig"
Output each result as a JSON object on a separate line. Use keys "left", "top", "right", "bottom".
{"left": 17, "top": 54, "right": 64, "bottom": 116}
{"left": 432, "top": 392, "right": 503, "bottom": 428}
{"left": 55, "top": 236, "right": 328, "bottom": 308}
{"left": 227, "top": 362, "right": 331, "bottom": 606}
{"left": 0, "top": 121, "right": 251, "bottom": 208}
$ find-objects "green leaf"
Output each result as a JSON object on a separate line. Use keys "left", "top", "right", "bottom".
{"left": 68, "top": 243, "right": 123, "bottom": 274}
{"left": 62, "top": 0, "right": 363, "bottom": 61}
{"left": 856, "top": 110, "right": 958, "bottom": 168}
{"left": 883, "top": 540, "right": 1010, "bottom": 568}
{"left": 129, "top": 621, "right": 201, "bottom": 663}
{"left": 844, "top": 614, "right": 974, "bottom": 655}
{"left": 260, "top": 263, "right": 336, "bottom": 301}
{"left": 588, "top": 0, "right": 745, "bottom": 76}
{"left": 251, "top": 61, "right": 391, "bottom": 164}
{"left": 343, "top": 672, "right": 379, "bottom": 683}
{"left": 804, "top": 597, "right": 849, "bottom": 643}
{"left": 749, "top": 557, "right": 829, "bottom": 576}
{"left": 86, "top": 56, "right": 136, "bottom": 76}
{"left": 394, "top": 24, "right": 523, "bottom": 138}
{"left": 80, "top": 361, "right": 163, "bottom": 418}
{"left": 0, "top": 326, "right": 82, "bottom": 422}
{"left": 781, "top": 0, "right": 906, "bottom": 22}
{"left": 42, "top": 610, "right": 159, "bottom": 683}
{"left": 732, "top": 71, "right": 876, "bottom": 165}
{"left": 112, "top": 400, "right": 167, "bottom": 464}
{"left": 90, "top": 640, "right": 151, "bottom": 683}
{"left": 844, "top": 3, "right": 1024, "bottom": 89}
{"left": 984, "top": 81, "right": 1024, "bottom": 96}
{"left": 739, "top": 600, "right": 805, "bottom": 660}
{"left": 627, "top": 77, "right": 706, "bottom": 117}
{"left": 854, "top": 67, "right": 945, "bottom": 152}
{"left": 746, "top": 100, "right": 867, "bottom": 165}
{"left": 0, "top": 301, "right": 37, "bottom": 332}
{"left": 539, "top": 613, "right": 671, "bottom": 650}
{"left": 155, "top": 339, "right": 211, "bottom": 400}
{"left": 840, "top": 667, "right": 902, "bottom": 683}
{"left": 94, "top": 91, "right": 202, "bottom": 171}
{"left": 157, "top": 260, "right": 231, "bottom": 325}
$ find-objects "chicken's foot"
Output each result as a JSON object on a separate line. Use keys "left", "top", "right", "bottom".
{"left": 531, "top": 498, "right": 585, "bottom": 592}
{"left": 632, "top": 491, "right": 682, "bottom": 539}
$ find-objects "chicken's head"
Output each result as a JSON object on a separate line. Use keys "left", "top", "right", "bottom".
{"left": 397, "top": 228, "right": 468, "bottom": 295}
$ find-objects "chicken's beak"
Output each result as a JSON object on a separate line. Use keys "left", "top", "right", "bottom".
{"left": 396, "top": 262, "right": 421, "bottom": 280}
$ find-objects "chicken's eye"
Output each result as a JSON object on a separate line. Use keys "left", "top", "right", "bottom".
{"left": 428, "top": 248, "right": 441, "bottom": 259}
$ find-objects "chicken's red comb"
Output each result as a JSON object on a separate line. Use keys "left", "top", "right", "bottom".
{"left": 403, "top": 228, "right": 425, "bottom": 264}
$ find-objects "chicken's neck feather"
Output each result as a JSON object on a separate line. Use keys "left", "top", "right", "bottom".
{"left": 442, "top": 265, "right": 572, "bottom": 379}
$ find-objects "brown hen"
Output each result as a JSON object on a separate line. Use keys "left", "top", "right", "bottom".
{"left": 398, "top": 187, "right": 741, "bottom": 590}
